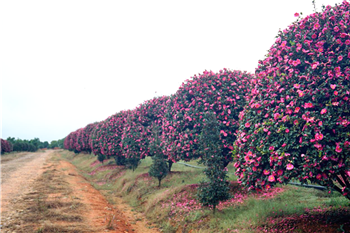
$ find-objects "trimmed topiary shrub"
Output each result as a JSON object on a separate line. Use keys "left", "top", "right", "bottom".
{"left": 102, "top": 110, "right": 131, "bottom": 165}
{"left": 133, "top": 96, "right": 173, "bottom": 169}
{"left": 121, "top": 110, "right": 148, "bottom": 171}
{"left": 76, "top": 123, "right": 96, "bottom": 153}
{"left": 234, "top": 1, "right": 350, "bottom": 199}
{"left": 162, "top": 69, "right": 255, "bottom": 167}
{"left": 89, "top": 121, "right": 105, "bottom": 156}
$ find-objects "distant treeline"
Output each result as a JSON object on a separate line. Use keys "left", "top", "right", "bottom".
{"left": 1, "top": 137, "right": 65, "bottom": 154}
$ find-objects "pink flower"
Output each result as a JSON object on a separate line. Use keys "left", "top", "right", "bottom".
{"left": 294, "top": 84, "right": 300, "bottom": 89}
{"left": 311, "top": 62, "right": 319, "bottom": 69}
{"left": 263, "top": 170, "right": 270, "bottom": 175}
{"left": 282, "top": 143, "right": 287, "bottom": 147}
{"left": 277, "top": 170, "right": 283, "bottom": 176}
{"left": 286, "top": 164, "right": 294, "bottom": 170}
{"left": 294, "top": 12, "right": 299, "bottom": 17}
{"left": 245, "top": 122, "right": 251, "bottom": 128}
{"left": 315, "top": 133, "right": 323, "bottom": 141}
{"left": 346, "top": 170, "right": 350, "bottom": 177}
{"left": 316, "top": 174, "right": 322, "bottom": 180}
{"left": 330, "top": 84, "right": 336, "bottom": 89}
{"left": 338, "top": 56, "right": 343, "bottom": 61}
{"left": 285, "top": 129, "right": 290, "bottom": 133}
{"left": 314, "top": 143, "right": 322, "bottom": 149}
{"left": 294, "top": 119, "right": 299, "bottom": 125}
{"left": 304, "top": 103, "right": 313, "bottom": 108}
{"left": 320, "top": 108, "right": 327, "bottom": 114}
{"left": 268, "top": 175, "right": 275, "bottom": 182}
{"left": 334, "top": 91, "right": 338, "bottom": 96}
{"left": 335, "top": 143, "right": 342, "bottom": 153}
{"left": 294, "top": 107, "right": 300, "bottom": 113}
{"left": 318, "top": 121, "right": 323, "bottom": 127}
{"left": 314, "top": 23, "right": 320, "bottom": 30}
{"left": 297, "top": 90, "right": 304, "bottom": 97}
{"left": 274, "top": 113, "right": 280, "bottom": 120}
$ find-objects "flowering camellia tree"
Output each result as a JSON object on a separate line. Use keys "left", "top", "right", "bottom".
{"left": 121, "top": 110, "right": 149, "bottom": 171}
{"left": 89, "top": 121, "right": 105, "bottom": 156}
{"left": 1, "top": 138, "right": 13, "bottom": 153}
{"left": 102, "top": 110, "right": 131, "bottom": 165}
{"left": 121, "top": 96, "right": 169, "bottom": 170}
{"left": 64, "top": 130, "right": 80, "bottom": 152}
{"left": 162, "top": 69, "right": 255, "bottom": 167}
{"left": 75, "top": 123, "right": 96, "bottom": 153}
{"left": 135, "top": 96, "right": 173, "bottom": 169}
{"left": 234, "top": 2, "right": 350, "bottom": 199}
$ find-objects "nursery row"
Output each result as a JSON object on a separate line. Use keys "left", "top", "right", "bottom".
{"left": 64, "top": 1, "right": 350, "bottom": 201}
{"left": 1, "top": 138, "right": 13, "bottom": 153}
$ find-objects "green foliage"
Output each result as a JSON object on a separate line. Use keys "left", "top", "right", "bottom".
{"left": 148, "top": 126, "right": 169, "bottom": 187}
{"left": 6, "top": 137, "right": 52, "bottom": 152}
{"left": 121, "top": 114, "right": 145, "bottom": 171}
{"left": 114, "top": 155, "right": 126, "bottom": 165}
{"left": 197, "top": 112, "right": 230, "bottom": 213}
{"left": 97, "top": 153, "right": 106, "bottom": 164}
{"left": 233, "top": 2, "right": 350, "bottom": 200}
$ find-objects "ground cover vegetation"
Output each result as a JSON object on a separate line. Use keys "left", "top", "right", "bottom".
{"left": 61, "top": 1, "right": 350, "bottom": 231}
{"left": 61, "top": 150, "right": 350, "bottom": 232}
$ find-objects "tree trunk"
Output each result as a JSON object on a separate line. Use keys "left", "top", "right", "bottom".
{"left": 158, "top": 178, "right": 161, "bottom": 187}
{"left": 168, "top": 160, "right": 173, "bottom": 172}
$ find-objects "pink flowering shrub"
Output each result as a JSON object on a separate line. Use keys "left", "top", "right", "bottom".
{"left": 120, "top": 96, "right": 169, "bottom": 170}
{"left": 101, "top": 110, "right": 131, "bottom": 164}
{"left": 234, "top": 2, "right": 350, "bottom": 199}
{"left": 89, "top": 121, "right": 105, "bottom": 156}
{"left": 121, "top": 110, "right": 149, "bottom": 171}
{"left": 64, "top": 129, "right": 80, "bottom": 152}
{"left": 162, "top": 69, "right": 255, "bottom": 166}
{"left": 75, "top": 123, "right": 96, "bottom": 153}
{"left": 1, "top": 138, "right": 13, "bottom": 153}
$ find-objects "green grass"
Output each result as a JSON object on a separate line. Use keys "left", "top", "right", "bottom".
{"left": 60, "top": 151, "right": 350, "bottom": 233}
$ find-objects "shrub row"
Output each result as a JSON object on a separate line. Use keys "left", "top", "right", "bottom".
{"left": 64, "top": 2, "right": 350, "bottom": 200}
{"left": 64, "top": 69, "right": 254, "bottom": 171}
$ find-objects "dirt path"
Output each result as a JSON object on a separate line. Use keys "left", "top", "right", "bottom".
{"left": 1, "top": 150, "right": 160, "bottom": 233}
{"left": 56, "top": 159, "right": 136, "bottom": 232}
{"left": 1, "top": 150, "right": 51, "bottom": 213}
{"left": 56, "top": 159, "right": 160, "bottom": 232}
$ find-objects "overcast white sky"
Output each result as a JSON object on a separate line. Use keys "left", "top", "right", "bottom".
{"left": 0, "top": 0, "right": 343, "bottom": 142}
